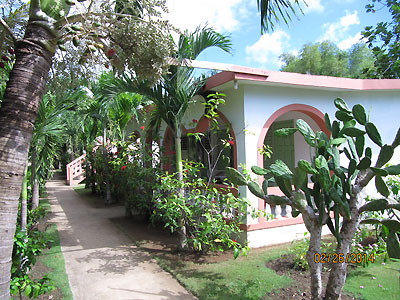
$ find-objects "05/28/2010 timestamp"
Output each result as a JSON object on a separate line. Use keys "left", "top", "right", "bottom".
{"left": 314, "top": 252, "right": 375, "bottom": 264}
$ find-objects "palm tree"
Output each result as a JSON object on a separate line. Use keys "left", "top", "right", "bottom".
{"left": 30, "top": 91, "right": 77, "bottom": 209}
{"left": 102, "top": 26, "right": 232, "bottom": 249}
{"left": 0, "top": 1, "right": 301, "bottom": 297}
{"left": 257, "top": 0, "right": 304, "bottom": 33}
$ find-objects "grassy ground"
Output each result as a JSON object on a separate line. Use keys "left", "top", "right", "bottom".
{"left": 344, "top": 258, "right": 400, "bottom": 300}
{"left": 155, "top": 245, "right": 291, "bottom": 300}
{"left": 36, "top": 198, "right": 73, "bottom": 300}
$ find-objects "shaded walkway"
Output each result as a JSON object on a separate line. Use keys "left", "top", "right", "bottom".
{"left": 46, "top": 177, "right": 197, "bottom": 300}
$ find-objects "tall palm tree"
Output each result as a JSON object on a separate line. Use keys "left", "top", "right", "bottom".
{"left": 102, "top": 26, "right": 232, "bottom": 249}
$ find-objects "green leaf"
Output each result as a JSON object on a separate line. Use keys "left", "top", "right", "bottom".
{"left": 225, "top": 167, "right": 247, "bottom": 186}
{"left": 334, "top": 97, "right": 351, "bottom": 112}
{"left": 384, "top": 164, "right": 400, "bottom": 175}
{"left": 315, "top": 155, "right": 328, "bottom": 170}
{"left": 330, "top": 137, "right": 347, "bottom": 146}
{"left": 365, "top": 147, "right": 372, "bottom": 159}
{"left": 365, "top": 122, "right": 382, "bottom": 147}
{"left": 342, "top": 127, "right": 366, "bottom": 137}
{"left": 381, "top": 219, "right": 400, "bottom": 232}
{"left": 392, "top": 128, "right": 400, "bottom": 148}
{"left": 348, "top": 159, "right": 357, "bottom": 176}
{"left": 247, "top": 181, "right": 265, "bottom": 199}
{"left": 352, "top": 104, "right": 367, "bottom": 125}
{"left": 332, "top": 121, "right": 340, "bottom": 138}
{"left": 251, "top": 166, "right": 270, "bottom": 176}
{"left": 360, "top": 219, "right": 382, "bottom": 225}
{"left": 25, "top": 285, "right": 32, "bottom": 297}
{"left": 332, "top": 147, "right": 340, "bottom": 169}
{"left": 262, "top": 180, "right": 269, "bottom": 195}
{"left": 376, "top": 145, "right": 394, "bottom": 166}
{"left": 355, "top": 135, "right": 365, "bottom": 158}
{"left": 276, "top": 177, "right": 292, "bottom": 198}
{"left": 324, "top": 113, "right": 332, "bottom": 132}
{"left": 291, "top": 209, "right": 301, "bottom": 218}
{"left": 375, "top": 175, "right": 390, "bottom": 197}
{"left": 371, "top": 167, "right": 389, "bottom": 177}
{"left": 270, "top": 160, "right": 293, "bottom": 180}
{"left": 298, "top": 160, "right": 318, "bottom": 175}
{"left": 359, "top": 199, "right": 388, "bottom": 212}
{"left": 296, "top": 119, "right": 315, "bottom": 146}
{"left": 356, "top": 157, "right": 371, "bottom": 170}
{"left": 335, "top": 110, "right": 353, "bottom": 122}
{"left": 274, "top": 128, "right": 298, "bottom": 136}
{"left": 267, "top": 195, "right": 290, "bottom": 205}
{"left": 233, "top": 247, "right": 240, "bottom": 259}
{"left": 386, "top": 231, "right": 400, "bottom": 259}
{"left": 40, "top": 0, "right": 71, "bottom": 20}
{"left": 293, "top": 167, "right": 307, "bottom": 190}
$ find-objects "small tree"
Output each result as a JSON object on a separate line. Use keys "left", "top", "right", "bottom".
{"left": 226, "top": 98, "right": 400, "bottom": 300}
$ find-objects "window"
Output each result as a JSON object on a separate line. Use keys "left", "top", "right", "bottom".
{"left": 263, "top": 120, "right": 295, "bottom": 171}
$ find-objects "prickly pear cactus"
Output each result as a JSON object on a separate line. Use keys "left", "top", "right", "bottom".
{"left": 226, "top": 97, "right": 400, "bottom": 258}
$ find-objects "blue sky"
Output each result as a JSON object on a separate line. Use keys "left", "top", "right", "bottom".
{"left": 165, "top": 0, "right": 392, "bottom": 71}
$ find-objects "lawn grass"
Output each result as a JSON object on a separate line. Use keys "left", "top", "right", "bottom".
{"left": 344, "top": 258, "right": 400, "bottom": 300}
{"left": 39, "top": 199, "right": 73, "bottom": 300}
{"left": 154, "top": 245, "right": 291, "bottom": 300}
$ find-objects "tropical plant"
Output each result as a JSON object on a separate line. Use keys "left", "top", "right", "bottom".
{"left": 226, "top": 98, "right": 400, "bottom": 299}
{"left": 0, "top": 0, "right": 174, "bottom": 297}
{"left": 152, "top": 160, "right": 250, "bottom": 256}
{"left": 257, "top": 0, "right": 304, "bottom": 32}
{"left": 362, "top": 0, "right": 400, "bottom": 78}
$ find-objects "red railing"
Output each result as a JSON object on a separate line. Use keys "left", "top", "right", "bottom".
{"left": 66, "top": 154, "right": 86, "bottom": 186}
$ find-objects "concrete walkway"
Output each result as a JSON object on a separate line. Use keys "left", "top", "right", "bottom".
{"left": 46, "top": 179, "right": 197, "bottom": 300}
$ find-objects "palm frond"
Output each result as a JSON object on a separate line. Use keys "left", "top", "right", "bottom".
{"left": 257, "top": 0, "right": 304, "bottom": 33}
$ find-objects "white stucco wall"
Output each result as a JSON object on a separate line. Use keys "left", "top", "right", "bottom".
{"left": 233, "top": 84, "right": 400, "bottom": 228}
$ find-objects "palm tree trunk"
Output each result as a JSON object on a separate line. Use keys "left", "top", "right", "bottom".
{"left": 0, "top": 22, "right": 56, "bottom": 299}
{"left": 31, "top": 180, "right": 39, "bottom": 210}
{"left": 175, "top": 132, "right": 187, "bottom": 250}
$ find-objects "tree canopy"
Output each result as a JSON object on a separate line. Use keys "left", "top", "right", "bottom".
{"left": 279, "top": 41, "right": 376, "bottom": 78}
{"left": 362, "top": 0, "right": 400, "bottom": 78}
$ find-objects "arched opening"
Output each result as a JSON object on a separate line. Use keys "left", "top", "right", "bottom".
{"left": 255, "top": 104, "right": 327, "bottom": 220}
{"left": 162, "top": 110, "right": 237, "bottom": 184}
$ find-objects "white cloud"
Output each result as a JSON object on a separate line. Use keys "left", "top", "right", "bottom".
{"left": 165, "top": 0, "right": 251, "bottom": 33}
{"left": 245, "top": 30, "right": 290, "bottom": 66}
{"left": 320, "top": 10, "right": 360, "bottom": 42}
{"left": 300, "top": 0, "right": 324, "bottom": 13}
{"left": 337, "top": 32, "right": 364, "bottom": 50}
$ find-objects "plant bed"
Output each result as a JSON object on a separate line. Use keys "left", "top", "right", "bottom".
{"left": 114, "top": 216, "right": 400, "bottom": 300}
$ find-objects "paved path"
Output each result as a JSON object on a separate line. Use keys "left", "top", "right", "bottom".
{"left": 46, "top": 179, "right": 197, "bottom": 300}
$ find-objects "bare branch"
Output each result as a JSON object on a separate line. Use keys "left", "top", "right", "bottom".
{"left": 0, "top": 16, "right": 17, "bottom": 43}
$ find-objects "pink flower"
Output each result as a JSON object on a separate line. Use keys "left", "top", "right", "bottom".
{"left": 232, "top": 239, "right": 237, "bottom": 243}
{"left": 360, "top": 286, "right": 364, "bottom": 289}
{"left": 140, "top": 126, "right": 145, "bottom": 130}
{"left": 121, "top": 166, "right": 127, "bottom": 171}
{"left": 228, "top": 140, "right": 235, "bottom": 146}
{"left": 8, "top": 48, "right": 14, "bottom": 55}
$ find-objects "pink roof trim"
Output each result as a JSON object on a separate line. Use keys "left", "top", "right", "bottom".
{"left": 204, "top": 68, "right": 400, "bottom": 91}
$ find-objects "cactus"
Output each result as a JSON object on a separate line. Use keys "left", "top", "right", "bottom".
{"left": 226, "top": 98, "right": 400, "bottom": 299}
